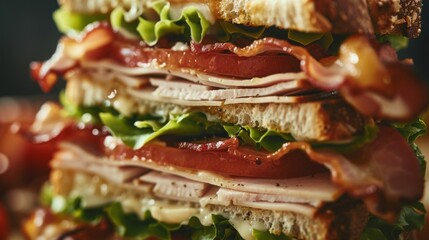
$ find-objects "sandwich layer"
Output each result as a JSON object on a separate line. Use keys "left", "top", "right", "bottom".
{"left": 64, "top": 72, "right": 365, "bottom": 141}
{"left": 42, "top": 165, "right": 368, "bottom": 240}
{"left": 26, "top": 1, "right": 429, "bottom": 239}
{"left": 27, "top": 102, "right": 423, "bottom": 223}
{"left": 33, "top": 22, "right": 429, "bottom": 123}
{"left": 58, "top": 0, "right": 422, "bottom": 37}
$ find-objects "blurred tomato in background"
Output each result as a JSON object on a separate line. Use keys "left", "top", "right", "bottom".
{"left": 0, "top": 203, "right": 10, "bottom": 239}
{"left": 0, "top": 97, "right": 57, "bottom": 239}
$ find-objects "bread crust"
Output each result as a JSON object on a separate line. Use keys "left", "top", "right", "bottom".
{"left": 127, "top": 98, "right": 366, "bottom": 141}
{"left": 202, "top": 99, "right": 366, "bottom": 141}
{"left": 59, "top": 0, "right": 421, "bottom": 36}
{"left": 366, "top": 0, "right": 422, "bottom": 38}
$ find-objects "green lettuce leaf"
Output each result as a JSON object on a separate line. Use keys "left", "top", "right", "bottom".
{"left": 360, "top": 227, "right": 387, "bottom": 240}
{"left": 393, "top": 118, "right": 427, "bottom": 144}
{"left": 110, "top": 7, "right": 139, "bottom": 37}
{"left": 312, "top": 125, "right": 378, "bottom": 154}
{"left": 393, "top": 118, "right": 427, "bottom": 176}
{"left": 53, "top": 7, "right": 107, "bottom": 34}
{"left": 53, "top": 4, "right": 339, "bottom": 49}
{"left": 288, "top": 30, "right": 333, "bottom": 49}
{"left": 223, "top": 125, "right": 294, "bottom": 152}
{"left": 136, "top": 0, "right": 211, "bottom": 46}
{"left": 44, "top": 191, "right": 297, "bottom": 240}
{"left": 106, "top": 202, "right": 170, "bottom": 238}
{"left": 377, "top": 35, "right": 409, "bottom": 51}
{"left": 62, "top": 94, "right": 380, "bottom": 153}
{"left": 218, "top": 21, "right": 265, "bottom": 42}
{"left": 221, "top": 122, "right": 374, "bottom": 155}
{"left": 60, "top": 92, "right": 101, "bottom": 124}
{"left": 40, "top": 182, "right": 54, "bottom": 207}
{"left": 49, "top": 193, "right": 105, "bottom": 223}
{"left": 100, "top": 112, "right": 225, "bottom": 149}
{"left": 361, "top": 202, "right": 426, "bottom": 240}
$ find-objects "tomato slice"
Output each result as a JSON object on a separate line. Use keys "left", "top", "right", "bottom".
{"left": 105, "top": 141, "right": 326, "bottom": 179}
{"left": 109, "top": 41, "right": 300, "bottom": 78}
{"left": 108, "top": 33, "right": 327, "bottom": 79}
{"left": 0, "top": 204, "right": 9, "bottom": 239}
{"left": 26, "top": 122, "right": 326, "bottom": 179}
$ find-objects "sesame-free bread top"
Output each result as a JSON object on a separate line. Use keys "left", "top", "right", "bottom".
{"left": 59, "top": 0, "right": 422, "bottom": 37}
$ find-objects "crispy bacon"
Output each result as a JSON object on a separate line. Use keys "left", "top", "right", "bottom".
{"left": 30, "top": 62, "right": 60, "bottom": 93}
{"left": 31, "top": 22, "right": 114, "bottom": 92}
{"left": 13, "top": 102, "right": 107, "bottom": 145}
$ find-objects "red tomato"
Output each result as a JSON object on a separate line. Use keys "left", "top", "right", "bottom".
{"left": 109, "top": 37, "right": 302, "bottom": 78}
{"left": 0, "top": 204, "right": 9, "bottom": 239}
{"left": 105, "top": 142, "right": 326, "bottom": 179}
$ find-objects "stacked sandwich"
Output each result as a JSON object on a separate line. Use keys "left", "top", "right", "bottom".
{"left": 23, "top": 0, "right": 429, "bottom": 239}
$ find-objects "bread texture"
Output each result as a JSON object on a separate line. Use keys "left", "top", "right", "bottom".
{"left": 203, "top": 100, "right": 366, "bottom": 141}
{"left": 367, "top": 0, "right": 422, "bottom": 38}
{"left": 59, "top": 0, "right": 422, "bottom": 37}
{"left": 214, "top": 0, "right": 373, "bottom": 34}
{"left": 207, "top": 200, "right": 369, "bottom": 240}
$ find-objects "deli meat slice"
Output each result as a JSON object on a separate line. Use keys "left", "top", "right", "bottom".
{"left": 176, "top": 126, "right": 423, "bottom": 221}
{"left": 216, "top": 188, "right": 323, "bottom": 207}
{"left": 140, "top": 171, "right": 209, "bottom": 200}
{"left": 53, "top": 150, "right": 148, "bottom": 184}
{"left": 53, "top": 142, "right": 343, "bottom": 204}
{"left": 246, "top": 125, "right": 422, "bottom": 221}
{"left": 152, "top": 79, "right": 312, "bottom": 100}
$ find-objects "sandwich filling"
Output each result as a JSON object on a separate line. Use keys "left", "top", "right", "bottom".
{"left": 25, "top": 1, "right": 428, "bottom": 239}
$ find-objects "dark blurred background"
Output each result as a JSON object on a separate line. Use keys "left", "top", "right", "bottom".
{"left": 0, "top": 1, "right": 62, "bottom": 97}
{"left": 0, "top": 1, "right": 428, "bottom": 97}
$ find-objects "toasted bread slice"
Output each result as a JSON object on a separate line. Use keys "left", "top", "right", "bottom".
{"left": 59, "top": 0, "right": 421, "bottom": 37}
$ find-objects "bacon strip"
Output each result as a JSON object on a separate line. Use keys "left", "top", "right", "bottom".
{"left": 31, "top": 23, "right": 115, "bottom": 92}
